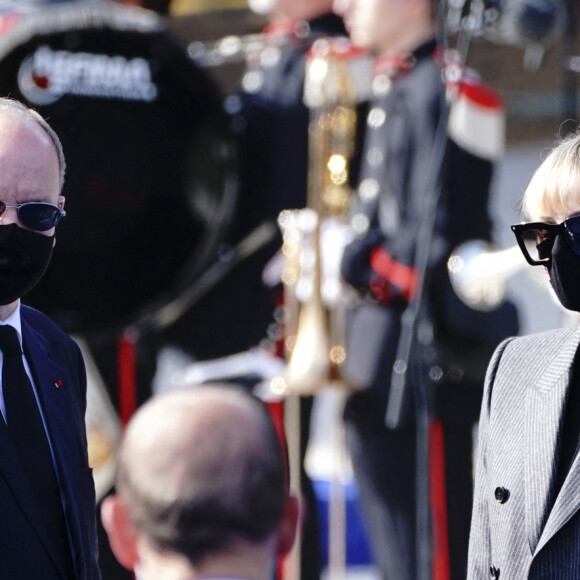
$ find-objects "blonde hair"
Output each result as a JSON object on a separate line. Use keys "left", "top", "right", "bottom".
{"left": 522, "top": 129, "right": 580, "bottom": 221}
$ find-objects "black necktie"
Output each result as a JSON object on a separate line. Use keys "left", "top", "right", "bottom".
{"left": 0, "top": 325, "right": 73, "bottom": 577}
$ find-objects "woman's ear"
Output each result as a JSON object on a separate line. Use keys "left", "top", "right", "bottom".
{"left": 101, "top": 494, "right": 139, "bottom": 571}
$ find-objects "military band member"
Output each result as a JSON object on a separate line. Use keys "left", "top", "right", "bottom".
{"left": 334, "top": 0, "right": 515, "bottom": 579}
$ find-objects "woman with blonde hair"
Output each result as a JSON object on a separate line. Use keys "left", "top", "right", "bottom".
{"left": 469, "top": 129, "right": 580, "bottom": 579}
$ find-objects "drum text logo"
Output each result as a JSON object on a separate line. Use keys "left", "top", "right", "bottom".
{"left": 18, "top": 45, "right": 158, "bottom": 105}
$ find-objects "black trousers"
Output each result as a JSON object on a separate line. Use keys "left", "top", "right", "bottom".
{"left": 345, "top": 387, "right": 477, "bottom": 580}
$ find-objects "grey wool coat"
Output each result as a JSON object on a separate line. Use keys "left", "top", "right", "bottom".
{"left": 468, "top": 325, "right": 580, "bottom": 580}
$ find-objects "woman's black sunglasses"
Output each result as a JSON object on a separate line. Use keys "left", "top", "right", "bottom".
{"left": 511, "top": 215, "right": 580, "bottom": 266}
{"left": 0, "top": 201, "right": 66, "bottom": 232}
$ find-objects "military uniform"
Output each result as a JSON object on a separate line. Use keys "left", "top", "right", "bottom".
{"left": 340, "top": 40, "right": 517, "bottom": 580}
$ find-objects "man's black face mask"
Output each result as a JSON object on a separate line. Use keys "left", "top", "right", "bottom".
{"left": 548, "top": 234, "right": 580, "bottom": 312}
{"left": 0, "top": 224, "right": 53, "bottom": 305}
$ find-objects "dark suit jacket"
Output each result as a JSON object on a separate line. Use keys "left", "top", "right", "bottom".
{"left": 0, "top": 305, "right": 100, "bottom": 579}
{"left": 468, "top": 325, "right": 580, "bottom": 579}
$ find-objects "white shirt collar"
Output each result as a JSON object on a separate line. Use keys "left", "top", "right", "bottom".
{"left": 0, "top": 302, "right": 22, "bottom": 346}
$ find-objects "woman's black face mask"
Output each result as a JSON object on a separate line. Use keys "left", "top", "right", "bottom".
{"left": 548, "top": 234, "right": 580, "bottom": 312}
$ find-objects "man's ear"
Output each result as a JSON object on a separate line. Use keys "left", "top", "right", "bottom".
{"left": 100, "top": 494, "right": 139, "bottom": 571}
{"left": 277, "top": 495, "right": 300, "bottom": 559}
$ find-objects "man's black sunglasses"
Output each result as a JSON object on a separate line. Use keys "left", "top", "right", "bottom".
{"left": 0, "top": 201, "right": 66, "bottom": 232}
{"left": 511, "top": 215, "right": 580, "bottom": 266}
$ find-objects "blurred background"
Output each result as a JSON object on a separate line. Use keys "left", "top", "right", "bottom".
{"left": 0, "top": 1, "right": 576, "bottom": 579}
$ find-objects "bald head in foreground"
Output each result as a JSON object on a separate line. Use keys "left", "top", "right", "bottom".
{"left": 101, "top": 385, "right": 298, "bottom": 580}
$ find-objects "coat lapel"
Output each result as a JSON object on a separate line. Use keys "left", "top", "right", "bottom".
{"left": 20, "top": 316, "right": 77, "bottom": 578}
{"left": 538, "top": 439, "right": 580, "bottom": 553}
{"left": 526, "top": 327, "right": 580, "bottom": 554}
{"left": 22, "top": 316, "right": 78, "bottom": 476}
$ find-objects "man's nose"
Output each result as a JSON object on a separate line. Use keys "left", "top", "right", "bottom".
{"left": 0, "top": 206, "right": 20, "bottom": 226}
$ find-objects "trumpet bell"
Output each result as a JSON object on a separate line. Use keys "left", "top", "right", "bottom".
{"left": 284, "top": 296, "right": 332, "bottom": 394}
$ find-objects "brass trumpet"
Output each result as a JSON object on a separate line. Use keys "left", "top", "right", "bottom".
{"left": 188, "top": 31, "right": 292, "bottom": 68}
{"left": 280, "top": 39, "right": 371, "bottom": 395}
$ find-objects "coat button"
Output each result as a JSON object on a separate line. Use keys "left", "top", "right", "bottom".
{"left": 489, "top": 565, "right": 500, "bottom": 578}
{"left": 494, "top": 486, "right": 509, "bottom": 504}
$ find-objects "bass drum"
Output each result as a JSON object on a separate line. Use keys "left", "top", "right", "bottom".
{"left": 0, "top": 3, "right": 238, "bottom": 334}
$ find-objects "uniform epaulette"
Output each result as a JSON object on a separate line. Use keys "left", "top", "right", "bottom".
{"left": 304, "top": 38, "right": 372, "bottom": 107}
{"left": 447, "top": 69, "right": 505, "bottom": 161}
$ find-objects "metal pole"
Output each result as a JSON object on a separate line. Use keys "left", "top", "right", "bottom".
{"left": 561, "top": 0, "right": 578, "bottom": 135}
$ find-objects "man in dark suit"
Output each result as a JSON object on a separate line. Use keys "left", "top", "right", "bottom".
{"left": 101, "top": 384, "right": 298, "bottom": 580}
{"left": 0, "top": 97, "right": 100, "bottom": 579}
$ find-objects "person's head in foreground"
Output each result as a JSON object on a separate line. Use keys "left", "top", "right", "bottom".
{"left": 101, "top": 385, "right": 298, "bottom": 580}
{"left": 512, "top": 129, "right": 580, "bottom": 312}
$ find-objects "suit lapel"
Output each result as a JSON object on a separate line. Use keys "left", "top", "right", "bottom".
{"left": 538, "top": 440, "right": 580, "bottom": 553}
{"left": 526, "top": 327, "right": 580, "bottom": 554}
{"left": 22, "top": 316, "right": 78, "bottom": 475}
{"left": 20, "top": 315, "right": 77, "bottom": 578}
